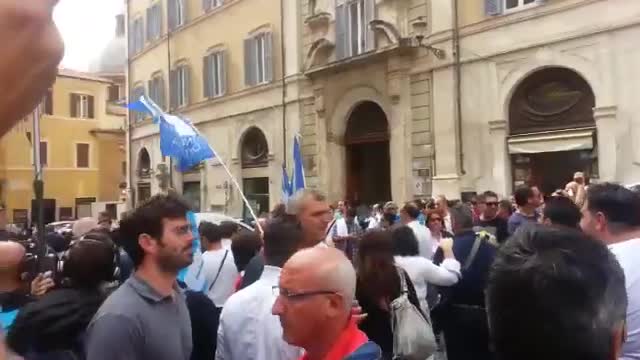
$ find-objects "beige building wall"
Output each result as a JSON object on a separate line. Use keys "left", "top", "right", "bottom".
{"left": 127, "top": 0, "right": 306, "bottom": 216}
{"left": 298, "top": 0, "right": 640, "bottom": 202}
{"left": 425, "top": 0, "right": 640, "bottom": 197}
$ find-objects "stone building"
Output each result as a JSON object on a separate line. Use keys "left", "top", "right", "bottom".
{"left": 126, "top": 0, "right": 305, "bottom": 217}
{"left": 299, "top": 0, "right": 640, "bottom": 202}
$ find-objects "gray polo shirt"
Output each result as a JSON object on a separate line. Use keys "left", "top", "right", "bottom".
{"left": 85, "top": 275, "right": 192, "bottom": 360}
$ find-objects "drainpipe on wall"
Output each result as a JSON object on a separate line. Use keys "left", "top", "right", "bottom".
{"left": 280, "top": 0, "right": 288, "bottom": 169}
{"left": 167, "top": 12, "right": 174, "bottom": 190}
{"left": 125, "top": 3, "right": 134, "bottom": 210}
{"left": 452, "top": 0, "right": 465, "bottom": 176}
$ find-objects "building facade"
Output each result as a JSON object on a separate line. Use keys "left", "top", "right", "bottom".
{"left": 0, "top": 69, "right": 126, "bottom": 225}
{"left": 126, "top": 0, "right": 305, "bottom": 217}
{"left": 430, "top": 0, "right": 640, "bottom": 198}
{"left": 300, "top": 0, "right": 640, "bottom": 203}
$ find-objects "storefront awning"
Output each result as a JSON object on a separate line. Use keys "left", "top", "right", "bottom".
{"left": 507, "top": 128, "right": 595, "bottom": 154}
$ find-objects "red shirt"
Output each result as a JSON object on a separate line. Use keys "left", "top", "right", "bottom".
{"left": 299, "top": 318, "right": 369, "bottom": 360}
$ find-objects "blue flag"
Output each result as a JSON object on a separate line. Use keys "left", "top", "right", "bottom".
{"left": 128, "top": 96, "right": 215, "bottom": 171}
{"left": 282, "top": 164, "right": 292, "bottom": 203}
{"left": 292, "top": 134, "right": 306, "bottom": 193}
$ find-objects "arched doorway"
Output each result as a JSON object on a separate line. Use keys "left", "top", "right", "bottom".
{"left": 345, "top": 101, "right": 391, "bottom": 205}
{"left": 508, "top": 67, "right": 597, "bottom": 193}
{"left": 240, "top": 127, "right": 270, "bottom": 220}
{"left": 136, "top": 148, "right": 152, "bottom": 203}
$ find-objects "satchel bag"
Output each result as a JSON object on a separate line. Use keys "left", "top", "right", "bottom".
{"left": 390, "top": 268, "right": 437, "bottom": 360}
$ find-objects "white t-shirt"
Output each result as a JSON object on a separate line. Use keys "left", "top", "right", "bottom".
{"left": 201, "top": 249, "right": 239, "bottom": 307}
{"left": 407, "top": 220, "right": 435, "bottom": 259}
{"left": 394, "top": 256, "right": 461, "bottom": 313}
{"left": 221, "top": 238, "right": 232, "bottom": 250}
{"left": 609, "top": 238, "right": 640, "bottom": 360}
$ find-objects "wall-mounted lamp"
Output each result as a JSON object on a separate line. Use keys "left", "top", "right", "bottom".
{"left": 412, "top": 17, "right": 446, "bottom": 60}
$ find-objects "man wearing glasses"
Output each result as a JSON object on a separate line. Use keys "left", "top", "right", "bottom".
{"left": 474, "top": 191, "right": 509, "bottom": 244}
{"left": 273, "top": 247, "right": 382, "bottom": 360}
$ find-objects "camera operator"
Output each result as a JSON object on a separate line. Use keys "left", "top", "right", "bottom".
{"left": 0, "top": 241, "right": 55, "bottom": 331}
{"left": 6, "top": 231, "right": 118, "bottom": 358}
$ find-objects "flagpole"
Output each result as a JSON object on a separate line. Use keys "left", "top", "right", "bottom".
{"left": 210, "top": 149, "right": 263, "bottom": 235}
{"left": 32, "top": 103, "right": 46, "bottom": 260}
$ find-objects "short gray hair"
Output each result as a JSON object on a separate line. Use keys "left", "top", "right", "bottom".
{"left": 325, "top": 256, "right": 357, "bottom": 311}
{"left": 450, "top": 203, "right": 474, "bottom": 233}
{"left": 286, "top": 189, "right": 326, "bottom": 216}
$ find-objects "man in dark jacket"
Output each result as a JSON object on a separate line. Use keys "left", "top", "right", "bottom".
{"left": 6, "top": 232, "right": 117, "bottom": 357}
{"left": 433, "top": 203, "right": 497, "bottom": 360}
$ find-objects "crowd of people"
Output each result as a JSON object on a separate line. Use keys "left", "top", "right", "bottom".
{"left": 0, "top": 181, "right": 637, "bottom": 360}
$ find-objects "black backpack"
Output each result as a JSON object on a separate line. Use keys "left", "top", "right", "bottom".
{"left": 24, "top": 334, "right": 85, "bottom": 360}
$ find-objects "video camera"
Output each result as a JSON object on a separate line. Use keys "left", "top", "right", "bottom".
{"left": 17, "top": 239, "right": 59, "bottom": 285}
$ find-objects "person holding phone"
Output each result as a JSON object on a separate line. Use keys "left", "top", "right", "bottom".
{"left": 6, "top": 232, "right": 118, "bottom": 358}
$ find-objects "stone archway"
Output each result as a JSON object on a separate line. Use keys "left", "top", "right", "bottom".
{"left": 345, "top": 101, "right": 391, "bottom": 205}
{"left": 136, "top": 147, "right": 152, "bottom": 203}
{"left": 137, "top": 148, "right": 151, "bottom": 178}
{"left": 239, "top": 126, "right": 270, "bottom": 220}
{"left": 507, "top": 67, "right": 597, "bottom": 193}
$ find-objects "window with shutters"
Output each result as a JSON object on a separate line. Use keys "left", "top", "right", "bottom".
{"left": 203, "top": 51, "right": 226, "bottom": 98}
{"left": 131, "top": 86, "right": 146, "bottom": 122}
{"left": 169, "top": 0, "right": 186, "bottom": 31}
{"left": 171, "top": 64, "right": 190, "bottom": 108}
{"left": 29, "top": 139, "right": 48, "bottom": 166}
{"left": 76, "top": 143, "right": 90, "bottom": 168}
{"left": 148, "top": 73, "right": 166, "bottom": 109}
{"left": 107, "top": 85, "right": 120, "bottom": 102}
{"left": 44, "top": 88, "right": 53, "bottom": 115}
{"left": 203, "top": 0, "right": 223, "bottom": 12}
{"left": 486, "top": 0, "right": 541, "bottom": 15}
{"left": 59, "top": 207, "right": 73, "bottom": 221}
{"left": 146, "top": 3, "right": 163, "bottom": 41}
{"left": 130, "top": 18, "right": 144, "bottom": 55}
{"left": 335, "top": 0, "right": 374, "bottom": 60}
{"left": 244, "top": 32, "right": 273, "bottom": 87}
{"left": 504, "top": 0, "right": 538, "bottom": 12}
{"left": 31, "top": 141, "right": 48, "bottom": 167}
{"left": 70, "top": 94, "right": 95, "bottom": 119}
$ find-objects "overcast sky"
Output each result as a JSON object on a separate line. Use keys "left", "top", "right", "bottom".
{"left": 54, "top": 0, "right": 124, "bottom": 71}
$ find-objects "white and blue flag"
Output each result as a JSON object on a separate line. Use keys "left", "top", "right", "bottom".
{"left": 282, "top": 164, "right": 292, "bottom": 203}
{"left": 127, "top": 96, "right": 215, "bottom": 171}
{"left": 291, "top": 134, "right": 306, "bottom": 193}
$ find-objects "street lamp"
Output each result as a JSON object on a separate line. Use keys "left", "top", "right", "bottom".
{"left": 412, "top": 17, "right": 446, "bottom": 60}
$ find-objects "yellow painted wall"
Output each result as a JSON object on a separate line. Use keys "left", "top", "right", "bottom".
{"left": 129, "top": 0, "right": 282, "bottom": 107}
{"left": 0, "top": 73, "right": 124, "bottom": 223}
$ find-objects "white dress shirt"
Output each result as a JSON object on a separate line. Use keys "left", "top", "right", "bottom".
{"left": 407, "top": 220, "right": 435, "bottom": 259}
{"left": 394, "top": 256, "right": 461, "bottom": 313}
{"left": 443, "top": 213, "right": 453, "bottom": 233}
{"left": 201, "top": 249, "right": 238, "bottom": 307}
{"left": 216, "top": 266, "right": 303, "bottom": 360}
{"left": 609, "top": 238, "right": 640, "bottom": 360}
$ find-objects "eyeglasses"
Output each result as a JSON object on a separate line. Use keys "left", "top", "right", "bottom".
{"left": 485, "top": 202, "right": 499, "bottom": 207}
{"left": 273, "top": 286, "right": 340, "bottom": 302}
